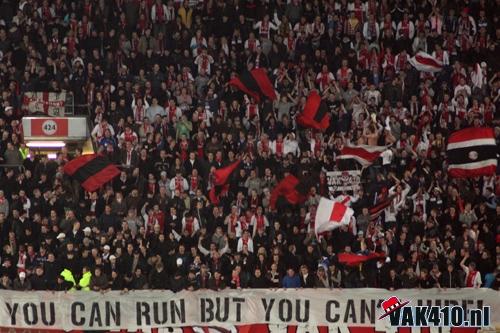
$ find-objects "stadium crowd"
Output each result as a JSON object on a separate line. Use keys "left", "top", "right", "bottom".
{"left": 0, "top": 0, "right": 499, "bottom": 293}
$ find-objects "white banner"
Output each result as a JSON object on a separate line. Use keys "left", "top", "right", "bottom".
{"left": 327, "top": 170, "right": 361, "bottom": 194}
{"left": 22, "top": 117, "right": 88, "bottom": 140}
{"left": 22, "top": 92, "right": 66, "bottom": 116}
{"left": 0, "top": 289, "right": 498, "bottom": 331}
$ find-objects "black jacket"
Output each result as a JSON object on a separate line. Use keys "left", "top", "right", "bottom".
{"left": 300, "top": 274, "right": 315, "bottom": 288}
{"left": 439, "top": 271, "right": 462, "bottom": 288}
{"left": 149, "top": 268, "right": 169, "bottom": 289}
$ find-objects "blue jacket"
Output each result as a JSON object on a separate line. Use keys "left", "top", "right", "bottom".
{"left": 282, "top": 274, "right": 301, "bottom": 288}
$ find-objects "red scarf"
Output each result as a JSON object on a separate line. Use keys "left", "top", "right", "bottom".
{"left": 148, "top": 181, "right": 156, "bottom": 195}
{"left": 143, "top": 123, "right": 152, "bottom": 135}
{"left": 400, "top": 20, "right": 409, "bottom": 38}
{"left": 314, "top": 139, "right": 322, "bottom": 155}
{"left": 260, "top": 21, "right": 269, "bottom": 37}
{"left": 124, "top": 131, "right": 135, "bottom": 142}
{"left": 466, "top": 270, "right": 478, "bottom": 287}
{"left": 397, "top": 53, "right": 407, "bottom": 71}
{"left": 478, "top": 35, "right": 487, "bottom": 49}
{"left": 147, "top": 214, "right": 157, "bottom": 232}
{"left": 67, "top": 37, "right": 76, "bottom": 55}
{"left": 43, "top": 6, "right": 52, "bottom": 20}
{"left": 354, "top": 3, "right": 363, "bottom": 22}
{"left": 138, "top": 17, "right": 147, "bottom": 32}
{"left": 417, "top": 20, "right": 425, "bottom": 33}
{"left": 200, "top": 55, "right": 209, "bottom": 71}
{"left": 368, "top": 22, "right": 377, "bottom": 39}
{"left": 239, "top": 216, "right": 248, "bottom": 231}
{"left": 250, "top": 197, "right": 258, "bottom": 209}
{"left": 484, "top": 103, "right": 493, "bottom": 123}
{"left": 368, "top": 0, "right": 376, "bottom": 16}
{"left": 135, "top": 105, "right": 145, "bottom": 123}
{"left": 275, "top": 139, "right": 283, "bottom": 157}
{"left": 260, "top": 140, "right": 269, "bottom": 153}
{"left": 229, "top": 214, "right": 238, "bottom": 233}
{"left": 84, "top": 3, "right": 92, "bottom": 16}
{"left": 169, "top": 106, "right": 177, "bottom": 120}
{"left": 320, "top": 71, "right": 330, "bottom": 87}
{"left": 461, "top": 34, "right": 470, "bottom": 51}
{"left": 180, "top": 140, "right": 188, "bottom": 161}
{"left": 197, "top": 139, "right": 204, "bottom": 158}
{"left": 232, "top": 273, "right": 240, "bottom": 288}
{"left": 309, "top": 207, "right": 316, "bottom": 230}
{"left": 156, "top": 3, "right": 165, "bottom": 22}
{"left": 175, "top": 177, "right": 183, "bottom": 192}
{"left": 190, "top": 176, "right": 198, "bottom": 192}
{"left": 248, "top": 39, "right": 256, "bottom": 51}
{"left": 81, "top": 22, "right": 89, "bottom": 37}
{"left": 248, "top": 104, "right": 257, "bottom": 118}
{"left": 255, "top": 214, "right": 265, "bottom": 231}
{"left": 287, "top": 37, "right": 295, "bottom": 51}
{"left": 359, "top": 49, "right": 369, "bottom": 70}
{"left": 441, "top": 102, "right": 450, "bottom": 123}
{"left": 436, "top": 52, "right": 446, "bottom": 65}
{"left": 339, "top": 68, "right": 349, "bottom": 87}
{"left": 185, "top": 217, "right": 194, "bottom": 234}
{"left": 218, "top": 106, "right": 226, "bottom": 118}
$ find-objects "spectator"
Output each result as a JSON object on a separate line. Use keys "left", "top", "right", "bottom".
{"left": 440, "top": 263, "right": 462, "bottom": 289}
{"left": 90, "top": 267, "right": 109, "bottom": 292}
{"left": 314, "top": 266, "right": 329, "bottom": 288}
{"left": 282, "top": 268, "right": 301, "bottom": 289}
{"left": 149, "top": 262, "right": 169, "bottom": 289}
{"left": 13, "top": 271, "right": 31, "bottom": 291}
{"left": 299, "top": 265, "right": 315, "bottom": 288}
{"left": 385, "top": 269, "right": 402, "bottom": 290}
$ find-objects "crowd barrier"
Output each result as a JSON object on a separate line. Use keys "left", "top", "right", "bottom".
{"left": 0, "top": 289, "right": 498, "bottom": 332}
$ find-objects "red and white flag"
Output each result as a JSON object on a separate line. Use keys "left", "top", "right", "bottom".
{"left": 315, "top": 197, "right": 354, "bottom": 235}
{"left": 447, "top": 127, "right": 497, "bottom": 178}
{"left": 337, "top": 145, "right": 386, "bottom": 167}
{"left": 409, "top": 51, "right": 443, "bottom": 72}
{"left": 22, "top": 92, "right": 66, "bottom": 116}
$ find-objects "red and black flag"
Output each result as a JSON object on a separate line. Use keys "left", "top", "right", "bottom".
{"left": 369, "top": 195, "right": 395, "bottom": 222}
{"left": 209, "top": 160, "right": 241, "bottom": 205}
{"left": 270, "top": 174, "right": 316, "bottom": 209}
{"left": 63, "top": 154, "right": 120, "bottom": 192}
{"left": 447, "top": 127, "right": 498, "bottom": 178}
{"left": 229, "top": 68, "right": 277, "bottom": 102}
{"left": 296, "top": 90, "right": 330, "bottom": 131}
{"left": 338, "top": 252, "right": 386, "bottom": 266}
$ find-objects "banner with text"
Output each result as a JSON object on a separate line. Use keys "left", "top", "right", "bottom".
{"left": 327, "top": 170, "right": 361, "bottom": 194}
{"left": 22, "top": 92, "right": 66, "bottom": 117}
{"left": 0, "top": 289, "right": 498, "bottom": 331}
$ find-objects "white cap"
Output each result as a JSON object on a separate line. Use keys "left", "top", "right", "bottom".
{"left": 176, "top": 258, "right": 183, "bottom": 267}
{"left": 103, "top": 245, "right": 110, "bottom": 251}
{"left": 19, "top": 271, "right": 26, "bottom": 278}
{"left": 109, "top": 255, "right": 116, "bottom": 260}
{"left": 56, "top": 233, "right": 66, "bottom": 240}
{"left": 480, "top": 62, "right": 487, "bottom": 68}
{"left": 83, "top": 227, "right": 91, "bottom": 233}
